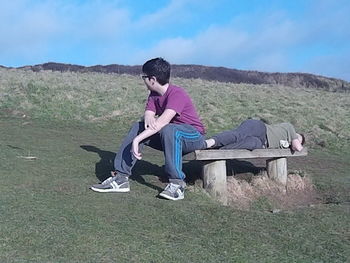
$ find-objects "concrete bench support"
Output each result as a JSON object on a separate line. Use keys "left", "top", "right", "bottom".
{"left": 266, "top": 157, "right": 288, "bottom": 185}
{"left": 202, "top": 160, "right": 228, "bottom": 205}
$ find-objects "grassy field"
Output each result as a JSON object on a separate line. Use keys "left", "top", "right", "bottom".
{"left": 0, "top": 68, "right": 349, "bottom": 262}
{"left": 1, "top": 68, "right": 349, "bottom": 149}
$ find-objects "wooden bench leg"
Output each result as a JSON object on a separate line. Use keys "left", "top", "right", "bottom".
{"left": 266, "top": 157, "right": 287, "bottom": 185}
{"left": 202, "top": 160, "right": 228, "bottom": 205}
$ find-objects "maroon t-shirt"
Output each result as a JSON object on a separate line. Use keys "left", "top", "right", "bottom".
{"left": 145, "top": 84, "right": 206, "bottom": 134}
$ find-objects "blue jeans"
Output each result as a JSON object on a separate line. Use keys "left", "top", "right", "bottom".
{"left": 114, "top": 122, "right": 206, "bottom": 186}
{"left": 212, "top": 119, "right": 267, "bottom": 150}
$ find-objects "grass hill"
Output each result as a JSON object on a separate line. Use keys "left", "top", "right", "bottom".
{"left": 1, "top": 67, "right": 349, "bottom": 150}
{"left": 0, "top": 67, "right": 349, "bottom": 262}
{"left": 6, "top": 62, "right": 350, "bottom": 92}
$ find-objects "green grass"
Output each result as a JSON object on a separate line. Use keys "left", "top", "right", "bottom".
{"left": 1, "top": 68, "right": 350, "bottom": 149}
{"left": 0, "top": 69, "right": 349, "bottom": 262}
{"left": 0, "top": 118, "right": 349, "bottom": 262}
{"left": 303, "top": 148, "right": 350, "bottom": 204}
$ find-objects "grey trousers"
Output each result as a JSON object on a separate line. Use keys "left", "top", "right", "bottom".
{"left": 212, "top": 119, "right": 267, "bottom": 150}
{"left": 114, "top": 122, "right": 206, "bottom": 185}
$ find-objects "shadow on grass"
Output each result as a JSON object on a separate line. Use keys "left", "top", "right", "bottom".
{"left": 80, "top": 145, "right": 164, "bottom": 191}
{"left": 80, "top": 145, "right": 263, "bottom": 191}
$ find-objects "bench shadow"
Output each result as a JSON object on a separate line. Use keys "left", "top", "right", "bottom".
{"left": 228, "top": 159, "right": 264, "bottom": 174}
{"left": 80, "top": 145, "right": 164, "bottom": 192}
{"left": 182, "top": 160, "right": 203, "bottom": 185}
{"left": 182, "top": 159, "right": 265, "bottom": 185}
{"left": 227, "top": 159, "right": 265, "bottom": 183}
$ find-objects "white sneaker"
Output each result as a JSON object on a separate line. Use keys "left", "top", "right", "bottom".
{"left": 159, "top": 183, "right": 185, "bottom": 200}
{"left": 90, "top": 174, "right": 130, "bottom": 193}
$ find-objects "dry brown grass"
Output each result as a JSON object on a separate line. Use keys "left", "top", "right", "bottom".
{"left": 227, "top": 173, "right": 320, "bottom": 210}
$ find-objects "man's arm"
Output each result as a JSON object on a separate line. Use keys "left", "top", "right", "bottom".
{"left": 132, "top": 109, "right": 177, "bottom": 159}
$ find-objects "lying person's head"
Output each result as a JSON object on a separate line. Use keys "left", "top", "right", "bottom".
{"left": 297, "top": 133, "right": 306, "bottom": 145}
{"left": 291, "top": 133, "right": 305, "bottom": 152}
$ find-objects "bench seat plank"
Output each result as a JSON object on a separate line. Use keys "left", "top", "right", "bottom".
{"left": 184, "top": 148, "right": 307, "bottom": 161}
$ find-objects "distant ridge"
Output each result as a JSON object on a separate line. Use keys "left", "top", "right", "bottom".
{"left": 7, "top": 62, "right": 349, "bottom": 92}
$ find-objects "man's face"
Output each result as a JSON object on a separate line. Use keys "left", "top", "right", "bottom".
{"left": 142, "top": 74, "right": 155, "bottom": 91}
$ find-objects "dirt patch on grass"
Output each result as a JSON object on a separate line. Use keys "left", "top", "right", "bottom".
{"left": 227, "top": 172, "right": 320, "bottom": 210}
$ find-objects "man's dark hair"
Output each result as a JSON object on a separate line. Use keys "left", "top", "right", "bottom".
{"left": 142, "top": 57, "right": 170, "bottom": 85}
{"left": 300, "top": 133, "right": 306, "bottom": 145}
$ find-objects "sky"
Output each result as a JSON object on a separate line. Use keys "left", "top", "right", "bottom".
{"left": 1, "top": 0, "right": 350, "bottom": 81}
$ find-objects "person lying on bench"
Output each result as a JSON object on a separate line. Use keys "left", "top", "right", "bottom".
{"left": 205, "top": 119, "right": 305, "bottom": 151}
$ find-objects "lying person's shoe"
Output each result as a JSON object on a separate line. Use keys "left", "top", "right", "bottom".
{"left": 90, "top": 173, "right": 130, "bottom": 193}
{"left": 159, "top": 183, "right": 184, "bottom": 200}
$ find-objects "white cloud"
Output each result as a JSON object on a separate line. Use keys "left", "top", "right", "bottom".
{"left": 131, "top": 3, "right": 350, "bottom": 80}
{"left": 0, "top": 0, "right": 131, "bottom": 65}
{"left": 0, "top": 1, "right": 61, "bottom": 54}
{"left": 1, "top": 0, "right": 349, "bottom": 80}
{"left": 135, "top": 0, "right": 201, "bottom": 29}
{"left": 59, "top": 1, "right": 130, "bottom": 42}
{"left": 133, "top": 37, "right": 194, "bottom": 64}
{"left": 307, "top": 53, "right": 350, "bottom": 81}
{"left": 250, "top": 53, "right": 287, "bottom": 72}
{"left": 131, "top": 12, "right": 297, "bottom": 69}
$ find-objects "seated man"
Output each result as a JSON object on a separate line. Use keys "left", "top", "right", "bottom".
{"left": 90, "top": 58, "right": 206, "bottom": 200}
{"left": 205, "top": 119, "right": 305, "bottom": 152}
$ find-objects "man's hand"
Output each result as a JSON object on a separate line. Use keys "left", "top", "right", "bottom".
{"left": 144, "top": 115, "right": 157, "bottom": 130}
{"left": 144, "top": 110, "right": 157, "bottom": 130}
{"left": 132, "top": 109, "right": 177, "bottom": 160}
{"left": 132, "top": 138, "right": 142, "bottom": 160}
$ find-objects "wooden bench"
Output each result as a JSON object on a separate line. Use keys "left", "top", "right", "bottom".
{"left": 183, "top": 148, "right": 308, "bottom": 205}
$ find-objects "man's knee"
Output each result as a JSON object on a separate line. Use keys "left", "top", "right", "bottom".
{"left": 159, "top": 124, "right": 177, "bottom": 137}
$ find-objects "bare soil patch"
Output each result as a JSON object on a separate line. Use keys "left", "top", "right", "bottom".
{"left": 227, "top": 171, "right": 320, "bottom": 210}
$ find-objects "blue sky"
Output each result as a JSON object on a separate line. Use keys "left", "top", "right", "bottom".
{"left": 1, "top": 0, "right": 350, "bottom": 81}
